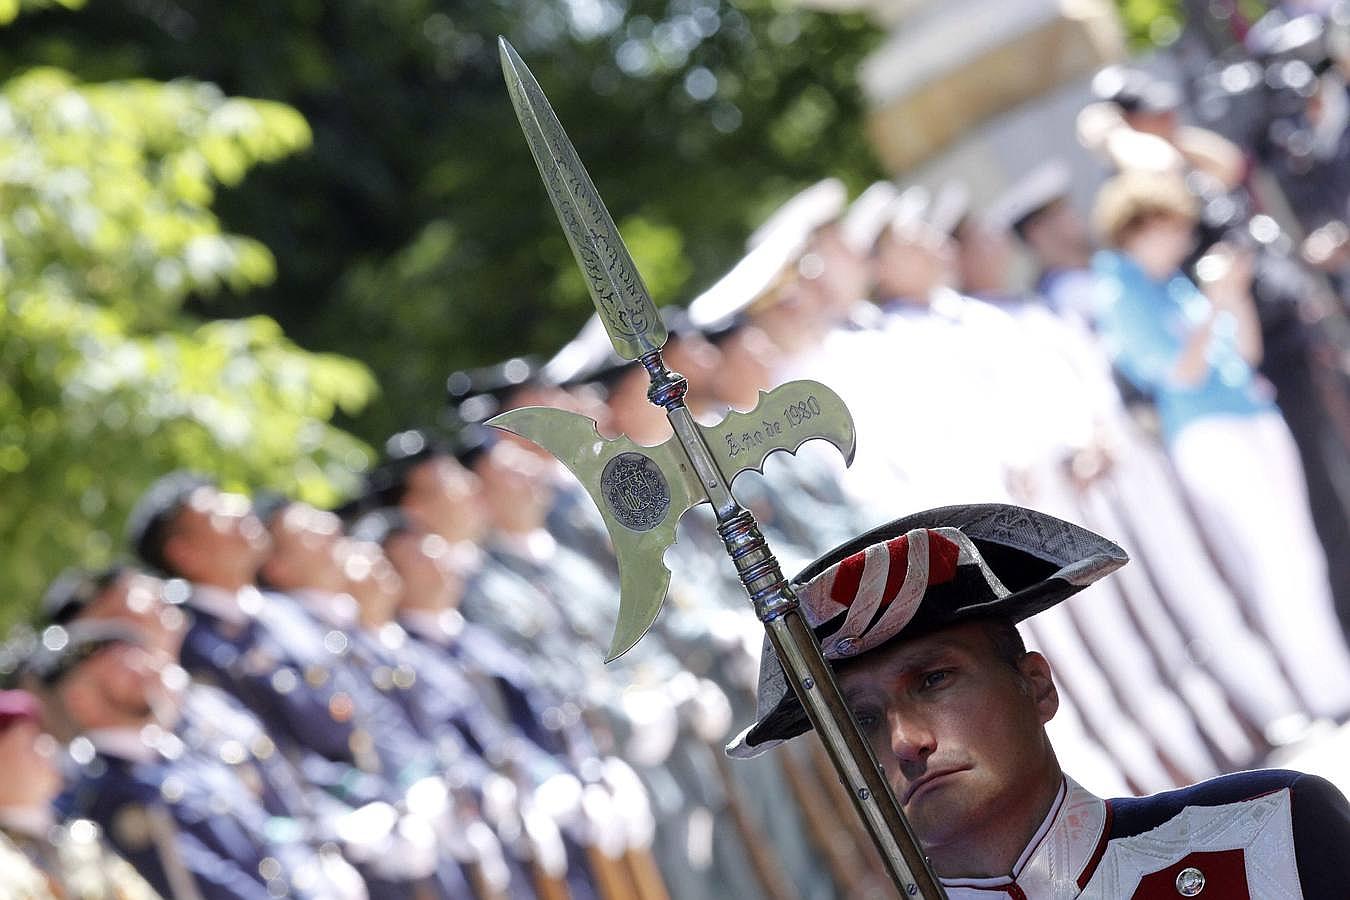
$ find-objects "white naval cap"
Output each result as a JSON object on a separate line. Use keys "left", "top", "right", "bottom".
{"left": 840, "top": 181, "right": 900, "bottom": 254}
{"left": 540, "top": 313, "right": 629, "bottom": 387}
{"left": 745, "top": 178, "right": 848, "bottom": 252}
{"left": 686, "top": 228, "right": 808, "bottom": 331}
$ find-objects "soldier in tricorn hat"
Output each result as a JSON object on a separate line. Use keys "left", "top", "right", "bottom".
{"left": 728, "top": 502, "right": 1350, "bottom": 897}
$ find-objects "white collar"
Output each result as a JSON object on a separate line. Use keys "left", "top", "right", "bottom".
{"left": 0, "top": 807, "right": 55, "bottom": 838}
{"left": 290, "top": 589, "right": 361, "bottom": 630}
{"left": 1312, "top": 74, "right": 1348, "bottom": 159}
{"left": 82, "top": 727, "right": 162, "bottom": 764}
{"left": 186, "top": 584, "right": 262, "bottom": 627}
{"left": 494, "top": 530, "right": 557, "bottom": 564}
{"left": 941, "top": 777, "right": 1107, "bottom": 899}
{"left": 400, "top": 609, "right": 464, "bottom": 645}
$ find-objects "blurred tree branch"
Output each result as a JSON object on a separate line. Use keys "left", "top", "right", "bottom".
{"left": 0, "top": 62, "right": 374, "bottom": 629}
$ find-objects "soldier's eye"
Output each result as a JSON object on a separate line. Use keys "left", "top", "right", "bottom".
{"left": 850, "top": 707, "right": 880, "bottom": 733}
{"left": 920, "top": 670, "right": 950, "bottom": 690}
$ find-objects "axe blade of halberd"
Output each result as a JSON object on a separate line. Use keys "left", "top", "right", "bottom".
{"left": 488, "top": 381, "right": 856, "bottom": 661}
{"left": 700, "top": 381, "right": 856, "bottom": 481}
{"left": 487, "top": 406, "right": 708, "bottom": 661}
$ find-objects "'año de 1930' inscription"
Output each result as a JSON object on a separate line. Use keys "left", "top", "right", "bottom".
{"left": 722, "top": 394, "right": 823, "bottom": 459}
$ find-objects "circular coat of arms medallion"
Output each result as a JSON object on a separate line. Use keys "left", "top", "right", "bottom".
{"left": 601, "top": 452, "right": 670, "bottom": 532}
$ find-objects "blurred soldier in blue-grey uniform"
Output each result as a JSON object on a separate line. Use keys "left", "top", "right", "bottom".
{"left": 360, "top": 428, "right": 625, "bottom": 788}
{"left": 0, "top": 687, "right": 162, "bottom": 900}
{"left": 40, "top": 566, "right": 341, "bottom": 833}
{"left": 368, "top": 429, "right": 616, "bottom": 704}
{"left": 443, "top": 396, "right": 783, "bottom": 899}
{"left": 352, "top": 505, "right": 581, "bottom": 764}
{"left": 448, "top": 360, "right": 613, "bottom": 568}
{"left": 124, "top": 473, "right": 475, "bottom": 899}
{"left": 351, "top": 506, "right": 612, "bottom": 900}
{"left": 33, "top": 622, "right": 370, "bottom": 900}
{"left": 258, "top": 494, "right": 539, "bottom": 900}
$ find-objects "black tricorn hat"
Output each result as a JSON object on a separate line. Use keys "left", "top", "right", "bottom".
{"left": 726, "top": 503, "right": 1127, "bottom": 758}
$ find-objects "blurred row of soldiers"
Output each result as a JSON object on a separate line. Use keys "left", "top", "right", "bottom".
{"left": 3, "top": 15, "right": 1350, "bottom": 899}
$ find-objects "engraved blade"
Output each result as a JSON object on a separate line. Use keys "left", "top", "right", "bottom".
{"left": 487, "top": 406, "right": 708, "bottom": 660}
{"left": 498, "top": 37, "right": 667, "bottom": 361}
{"left": 701, "top": 380, "right": 857, "bottom": 482}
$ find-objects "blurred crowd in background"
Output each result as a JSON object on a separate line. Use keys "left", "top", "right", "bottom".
{"left": 1, "top": 4, "right": 1350, "bottom": 900}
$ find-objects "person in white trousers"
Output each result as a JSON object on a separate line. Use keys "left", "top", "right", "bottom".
{"left": 1091, "top": 170, "right": 1350, "bottom": 721}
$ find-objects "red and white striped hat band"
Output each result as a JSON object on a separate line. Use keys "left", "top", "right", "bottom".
{"left": 796, "top": 527, "right": 1011, "bottom": 662}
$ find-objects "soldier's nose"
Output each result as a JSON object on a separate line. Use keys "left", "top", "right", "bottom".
{"left": 888, "top": 714, "right": 937, "bottom": 765}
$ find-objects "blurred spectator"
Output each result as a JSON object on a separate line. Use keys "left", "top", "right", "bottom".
{"left": 0, "top": 687, "right": 163, "bottom": 899}
{"left": 1084, "top": 63, "right": 1350, "bottom": 631}
{"left": 1092, "top": 170, "right": 1350, "bottom": 719}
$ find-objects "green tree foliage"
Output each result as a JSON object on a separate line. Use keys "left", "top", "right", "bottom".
{"left": 1116, "top": 0, "right": 1184, "bottom": 47}
{"left": 0, "top": 66, "right": 375, "bottom": 628}
{"left": 2, "top": 0, "right": 884, "bottom": 440}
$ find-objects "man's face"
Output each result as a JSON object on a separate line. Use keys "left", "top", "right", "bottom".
{"left": 874, "top": 223, "right": 955, "bottom": 301}
{"left": 385, "top": 530, "right": 457, "bottom": 611}
{"left": 166, "top": 487, "right": 271, "bottom": 585}
{"left": 810, "top": 224, "right": 871, "bottom": 316}
{"left": 837, "top": 621, "right": 1058, "bottom": 852}
{"left": 264, "top": 503, "right": 347, "bottom": 593}
{"left": 476, "top": 441, "right": 552, "bottom": 527}
{"left": 81, "top": 572, "right": 187, "bottom": 658}
{"left": 955, "top": 219, "right": 1014, "bottom": 296}
{"left": 61, "top": 644, "right": 174, "bottom": 731}
{"left": 402, "top": 456, "right": 485, "bottom": 544}
{"left": 336, "top": 539, "right": 402, "bottom": 624}
{"left": 662, "top": 333, "right": 723, "bottom": 409}
{"left": 1026, "top": 200, "right": 1093, "bottom": 260}
{"left": 1123, "top": 213, "right": 1195, "bottom": 280}
{"left": 0, "top": 720, "right": 61, "bottom": 807}
{"left": 715, "top": 325, "right": 781, "bottom": 410}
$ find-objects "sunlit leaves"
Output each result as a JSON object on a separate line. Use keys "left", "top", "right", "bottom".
{"left": 0, "top": 69, "right": 309, "bottom": 326}
{"left": 1, "top": 0, "right": 884, "bottom": 456}
{"left": 0, "top": 0, "right": 82, "bottom": 27}
{"left": 1115, "top": 0, "right": 1184, "bottom": 48}
{"left": 0, "top": 65, "right": 371, "bottom": 629}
